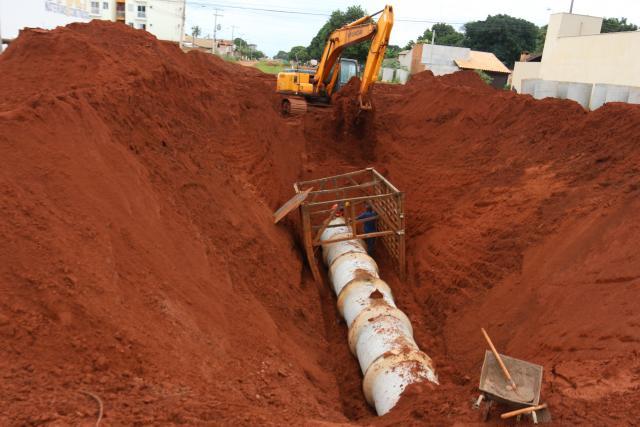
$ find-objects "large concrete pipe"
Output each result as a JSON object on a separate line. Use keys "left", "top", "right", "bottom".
{"left": 321, "top": 217, "right": 438, "bottom": 415}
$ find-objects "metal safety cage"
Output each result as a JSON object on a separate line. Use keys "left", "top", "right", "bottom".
{"left": 294, "top": 168, "right": 405, "bottom": 282}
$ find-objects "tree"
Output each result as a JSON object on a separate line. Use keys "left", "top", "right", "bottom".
{"left": 534, "top": 25, "right": 547, "bottom": 54}
{"left": 463, "top": 15, "right": 538, "bottom": 68}
{"left": 403, "top": 40, "right": 415, "bottom": 50}
{"left": 234, "top": 38, "right": 248, "bottom": 49}
{"left": 191, "top": 25, "right": 202, "bottom": 39}
{"left": 288, "top": 46, "right": 310, "bottom": 62}
{"left": 274, "top": 50, "right": 289, "bottom": 61}
{"left": 385, "top": 44, "right": 401, "bottom": 58}
{"left": 417, "top": 23, "right": 464, "bottom": 46}
{"left": 307, "top": 6, "right": 370, "bottom": 63}
{"left": 601, "top": 17, "right": 638, "bottom": 33}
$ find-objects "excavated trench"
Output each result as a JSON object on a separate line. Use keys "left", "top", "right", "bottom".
{"left": 2, "top": 21, "right": 640, "bottom": 426}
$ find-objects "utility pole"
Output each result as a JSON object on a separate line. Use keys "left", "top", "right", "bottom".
{"left": 0, "top": 2, "right": 4, "bottom": 54}
{"left": 570, "top": 0, "right": 575, "bottom": 13}
{"left": 212, "top": 8, "right": 223, "bottom": 55}
{"left": 179, "top": 0, "right": 186, "bottom": 49}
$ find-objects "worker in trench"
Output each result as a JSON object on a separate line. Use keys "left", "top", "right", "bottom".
{"left": 357, "top": 204, "right": 378, "bottom": 254}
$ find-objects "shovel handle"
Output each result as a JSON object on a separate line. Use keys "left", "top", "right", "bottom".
{"left": 501, "top": 403, "right": 548, "bottom": 419}
{"left": 481, "top": 328, "right": 517, "bottom": 390}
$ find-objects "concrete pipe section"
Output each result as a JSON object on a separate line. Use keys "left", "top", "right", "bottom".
{"left": 321, "top": 217, "right": 438, "bottom": 415}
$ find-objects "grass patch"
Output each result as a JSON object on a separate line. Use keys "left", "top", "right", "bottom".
{"left": 255, "top": 62, "right": 286, "bottom": 74}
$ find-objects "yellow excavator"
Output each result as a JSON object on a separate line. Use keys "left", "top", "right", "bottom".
{"left": 276, "top": 5, "right": 394, "bottom": 115}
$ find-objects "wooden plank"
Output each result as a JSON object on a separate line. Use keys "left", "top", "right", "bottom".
{"left": 302, "top": 207, "right": 322, "bottom": 282}
{"left": 273, "top": 188, "right": 312, "bottom": 224}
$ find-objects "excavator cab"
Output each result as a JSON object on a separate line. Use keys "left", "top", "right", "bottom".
{"left": 335, "top": 58, "right": 359, "bottom": 92}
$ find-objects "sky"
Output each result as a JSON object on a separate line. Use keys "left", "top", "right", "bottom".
{"left": 183, "top": 0, "right": 640, "bottom": 56}
{"left": 1, "top": 0, "right": 639, "bottom": 56}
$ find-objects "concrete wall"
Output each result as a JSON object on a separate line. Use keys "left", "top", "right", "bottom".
{"left": 380, "top": 68, "right": 395, "bottom": 82}
{"left": 512, "top": 62, "right": 541, "bottom": 92}
{"left": 513, "top": 13, "right": 640, "bottom": 93}
{"left": 421, "top": 44, "right": 470, "bottom": 76}
{"left": 398, "top": 51, "right": 411, "bottom": 70}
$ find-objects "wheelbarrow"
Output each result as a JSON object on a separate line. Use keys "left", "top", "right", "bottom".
{"left": 473, "top": 329, "right": 551, "bottom": 423}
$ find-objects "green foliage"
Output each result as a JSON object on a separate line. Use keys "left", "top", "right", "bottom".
{"left": 191, "top": 26, "right": 202, "bottom": 39}
{"left": 403, "top": 40, "right": 415, "bottom": 50}
{"left": 233, "top": 38, "right": 264, "bottom": 59}
{"left": 307, "top": 6, "right": 370, "bottom": 63}
{"left": 234, "top": 37, "right": 248, "bottom": 48}
{"left": 288, "top": 46, "right": 310, "bottom": 62}
{"left": 463, "top": 14, "right": 537, "bottom": 68}
{"left": 254, "top": 62, "right": 286, "bottom": 74}
{"left": 474, "top": 69, "right": 493, "bottom": 85}
{"left": 418, "top": 23, "right": 464, "bottom": 46}
{"left": 385, "top": 44, "right": 401, "bottom": 59}
{"left": 382, "top": 58, "right": 400, "bottom": 68}
{"left": 274, "top": 50, "right": 289, "bottom": 60}
{"left": 601, "top": 17, "right": 638, "bottom": 33}
{"left": 534, "top": 25, "right": 547, "bottom": 54}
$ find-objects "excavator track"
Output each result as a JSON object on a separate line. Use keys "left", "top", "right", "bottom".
{"left": 281, "top": 97, "right": 308, "bottom": 116}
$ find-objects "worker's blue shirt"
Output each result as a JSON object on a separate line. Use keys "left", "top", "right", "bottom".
{"left": 357, "top": 211, "right": 377, "bottom": 233}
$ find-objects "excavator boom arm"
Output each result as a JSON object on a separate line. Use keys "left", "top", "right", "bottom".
{"left": 313, "top": 5, "right": 394, "bottom": 107}
{"left": 359, "top": 6, "right": 394, "bottom": 109}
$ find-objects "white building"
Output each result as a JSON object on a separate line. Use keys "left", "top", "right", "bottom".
{"left": 511, "top": 13, "right": 640, "bottom": 108}
{"left": 0, "top": 0, "right": 184, "bottom": 45}
{"left": 90, "top": 0, "right": 184, "bottom": 42}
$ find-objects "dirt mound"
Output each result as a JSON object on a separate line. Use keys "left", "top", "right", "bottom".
{"left": 0, "top": 22, "right": 357, "bottom": 425}
{"left": 3, "top": 20, "right": 640, "bottom": 426}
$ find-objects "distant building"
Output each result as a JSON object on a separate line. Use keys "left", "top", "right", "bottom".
{"left": 512, "top": 13, "right": 640, "bottom": 93}
{"left": 399, "top": 43, "right": 511, "bottom": 88}
{"left": 88, "top": 0, "right": 184, "bottom": 42}
{"left": 182, "top": 36, "right": 235, "bottom": 56}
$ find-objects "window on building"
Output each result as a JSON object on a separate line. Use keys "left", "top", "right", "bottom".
{"left": 137, "top": 5, "right": 146, "bottom": 18}
{"left": 102, "top": 2, "right": 108, "bottom": 9}
{"left": 90, "top": 1, "right": 99, "bottom": 14}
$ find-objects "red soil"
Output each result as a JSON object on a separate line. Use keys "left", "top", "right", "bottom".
{"left": 2, "top": 21, "right": 640, "bottom": 425}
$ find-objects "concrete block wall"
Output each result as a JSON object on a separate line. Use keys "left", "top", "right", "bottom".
{"left": 521, "top": 78, "right": 639, "bottom": 110}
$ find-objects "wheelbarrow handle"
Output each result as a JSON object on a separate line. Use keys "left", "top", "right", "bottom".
{"left": 501, "top": 403, "right": 548, "bottom": 419}
{"left": 481, "top": 328, "right": 518, "bottom": 391}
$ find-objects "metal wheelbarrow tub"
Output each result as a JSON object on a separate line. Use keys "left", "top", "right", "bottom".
{"left": 479, "top": 350, "right": 543, "bottom": 406}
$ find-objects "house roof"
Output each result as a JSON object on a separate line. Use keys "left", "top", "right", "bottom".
{"left": 454, "top": 51, "right": 511, "bottom": 74}
{"left": 183, "top": 35, "right": 213, "bottom": 49}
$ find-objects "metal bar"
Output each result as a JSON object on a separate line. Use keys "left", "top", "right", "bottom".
{"left": 308, "top": 180, "right": 378, "bottom": 196}
{"left": 296, "top": 169, "right": 369, "bottom": 187}
{"left": 370, "top": 168, "right": 402, "bottom": 194}
{"left": 315, "top": 230, "right": 395, "bottom": 246}
{"left": 312, "top": 206, "right": 339, "bottom": 245}
{"left": 398, "top": 193, "right": 406, "bottom": 279}
{"left": 307, "top": 193, "right": 393, "bottom": 208}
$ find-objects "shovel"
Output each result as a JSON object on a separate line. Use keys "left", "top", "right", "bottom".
{"left": 501, "top": 403, "right": 552, "bottom": 424}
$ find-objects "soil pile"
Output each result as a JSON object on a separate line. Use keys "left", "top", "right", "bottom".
{"left": 0, "top": 21, "right": 359, "bottom": 425}
{"left": 2, "top": 21, "right": 640, "bottom": 426}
